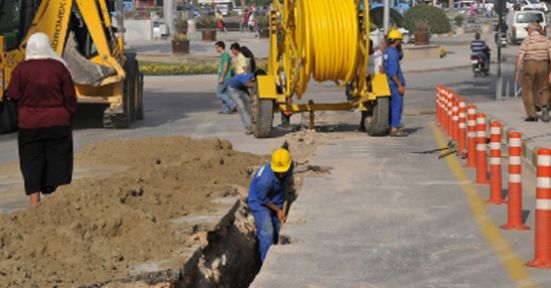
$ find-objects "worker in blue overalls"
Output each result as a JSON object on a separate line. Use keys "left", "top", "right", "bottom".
{"left": 384, "top": 29, "right": 408, "bottom": 137}
{"left": 247, "top": 148, "right": 294, "bottom": 262}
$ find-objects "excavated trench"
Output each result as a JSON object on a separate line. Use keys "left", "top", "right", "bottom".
{"left": 86, "top": 198, "right": 262, "bottom": 288}
{"left": 93, "top": 164, "right": 331, "bottom": 288}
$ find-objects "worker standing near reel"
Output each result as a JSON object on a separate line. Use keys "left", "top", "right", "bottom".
{"left": 384, "top": 30, "right": 407, "bottom": 137}
{"left": 247, "top": 147, "right": 294, "bottom": 262}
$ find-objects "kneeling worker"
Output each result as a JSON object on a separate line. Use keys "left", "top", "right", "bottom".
{"left": 247, "top": 148, "right": 294, "bottom": 262}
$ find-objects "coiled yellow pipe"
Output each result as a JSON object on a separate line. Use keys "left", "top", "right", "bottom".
{"left": 293, "top": 0, "right": 362, "bottom": 97}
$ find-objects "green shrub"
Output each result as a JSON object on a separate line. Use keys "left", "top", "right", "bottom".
{"left": 454, "top": 14, "right": 464, "bottom": 27}
{"left": 140, "top": 63, "right": 217, "bottom": 76}
{"left": 403, "top": 5, "right": 451, "bottom": 34}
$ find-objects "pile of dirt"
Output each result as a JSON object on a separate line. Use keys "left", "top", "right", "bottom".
{"left": 0, "top": 137, "right": 266, "bottom": 288}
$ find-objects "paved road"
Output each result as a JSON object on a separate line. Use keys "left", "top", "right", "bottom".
{"left": 1, "top": 49, "right": 549, "bottom": 286}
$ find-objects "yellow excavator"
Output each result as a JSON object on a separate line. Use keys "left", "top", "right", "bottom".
{"left": 0, "top": 0, "right": 143, "bottom": 131}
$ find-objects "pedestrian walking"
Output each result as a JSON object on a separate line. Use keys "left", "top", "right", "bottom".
{"left": 469, "top": 5, "right": 476, "bottom": 17}
{"left": 214, "top": 41, "right": 236, "bottom": 114}
{"left": 7, "top": 33, "right": 77, "bottom": 206}
{"left": 228, "top": 43, "right": 254, "bottom": 134}
{"left": 248, "top": 12, "right": 256, "bottom": 33}
{"left": 241, "top": 9, "right": 250, "bottom": 32}
{"left": 215, "top": 9, "right": 227, "bottom": 32}
{"left": 247, "top": 148, "right": 294, "bottom": 262}
{"left": 515, "top": 21, "right": 551, "bottom": 122}
{"left": 384, "top": 29, "right": 407, "bottom": 137}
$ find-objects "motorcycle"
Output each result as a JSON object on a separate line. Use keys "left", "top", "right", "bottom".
{"left": 471, "top": 54, "right": 489, "bottom": 77}
{"left": 495, "top": 31, "right": 507, "bottom": 48}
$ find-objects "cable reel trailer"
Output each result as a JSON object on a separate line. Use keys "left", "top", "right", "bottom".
{"left": 252, "top": 0, "right": 392, "bottom": 138}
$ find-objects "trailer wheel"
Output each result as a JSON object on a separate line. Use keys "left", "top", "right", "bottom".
{"left": 251, "top": 82, "right": 274, "bottom": 138}
{"left": 364, "top": 97, "right": 390, "bottom": 136}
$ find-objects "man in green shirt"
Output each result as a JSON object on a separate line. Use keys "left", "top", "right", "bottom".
{"left": 215, "top": 41, "right": 236, "bottom": 114}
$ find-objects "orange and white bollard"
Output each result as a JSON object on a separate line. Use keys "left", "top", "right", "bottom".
{"left": 501, "top": 132, "right": 529, "bottom": 230}
{"left": 436, "top": 87, "right": 442, "bottom": 125}
{"left": 475, "top": 113, "right": 489, "bottom": 184}
{"left": 447, "top": 91, "right": 453, "bottom": 136}
{"left": 488, "top": 122, "right": 505, "bottom": 204}
{"left": 458, "top": 100, "right": 467, "bottom": 154}
{"left": 465, "top": 105, "right": 477, "bottom": 168}
{"left": 452, "top": 98, "right": 459, "bottom": 142}
{"left": 527, "top": 149, "right": 551, "bottom": 268}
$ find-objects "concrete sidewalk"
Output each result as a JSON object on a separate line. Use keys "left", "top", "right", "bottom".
{"left": 476, "top": 98, "right": 551, "bottom": 167}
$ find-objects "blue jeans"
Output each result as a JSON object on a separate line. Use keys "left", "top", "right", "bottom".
{"left": 390, "top": 86, "right": 404, "bottom": 128}
{"left": 251, "top": 207, "right": 280, "bottom": 262}
{"left": 228, "top": 87, "right": 252, "bottom": 130}
{"left": 216, "top": 81, "right": 236, "bottom": 113}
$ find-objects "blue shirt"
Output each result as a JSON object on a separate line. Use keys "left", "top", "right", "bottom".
{"left": 470, "top": 40, "right": 488, "bottom": 54}
{"left": 247, "top": 162, "right": 294, "bottom": 211}
{"left": 383, "top": 46, "right": 406, "bottom": 87}
{"left": 228, "top": 73, "right": 254, "bottom": 90}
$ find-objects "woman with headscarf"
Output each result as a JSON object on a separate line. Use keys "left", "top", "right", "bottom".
{"left": 7, "top": 32, "right": 77, "bottom": 206}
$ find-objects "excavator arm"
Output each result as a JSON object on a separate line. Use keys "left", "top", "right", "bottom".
{"left": 20, "top": 0, "right": 125, "bottom": 86}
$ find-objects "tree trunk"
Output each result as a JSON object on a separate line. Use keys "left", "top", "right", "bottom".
{"left": 449, "top": 0, "right": 453, "bottom": 8}
{"left": 241, "top": 0, "right": 246, "bottom": 8}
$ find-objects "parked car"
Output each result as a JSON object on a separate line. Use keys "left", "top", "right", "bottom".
{"left": 215, "top": 4, "right": 229, "bottom": 16}
{"left": 506, "top": 10, "right": 547, "bottom": 44}
{"left": 233, "top": 6, "right": 243, "bottom": 15}
{"left": 177, "top": 3, "right": 201, "bottom": 18}
{"left": 455, "top": 0, "right": 476, "bottom": 9}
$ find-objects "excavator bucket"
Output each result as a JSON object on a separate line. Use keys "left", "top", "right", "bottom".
{"left": 63, "top": 34, "right": 114, "bottom": 86}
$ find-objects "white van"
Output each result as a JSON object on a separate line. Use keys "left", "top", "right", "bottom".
{"left": 455, "top": 0, "right": 476, "bottom": 9}
{"left": 521, "top": 0, "right": 548, "bottom": 12}
{"left": 506, "top": 10, "right": 547, "bottom": 44}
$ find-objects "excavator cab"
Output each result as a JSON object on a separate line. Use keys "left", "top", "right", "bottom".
{"left": 0, "top": 0, "right": 143, "bottom": 131}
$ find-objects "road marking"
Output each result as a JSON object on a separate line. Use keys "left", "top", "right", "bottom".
{"left": 430, "top": 122, "right": 539, "bottom": 288}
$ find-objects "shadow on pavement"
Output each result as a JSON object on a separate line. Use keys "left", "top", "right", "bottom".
{"left": 522, "top": 210, "right": 531, "bottom": 225}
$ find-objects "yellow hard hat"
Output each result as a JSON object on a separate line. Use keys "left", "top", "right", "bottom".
{"left": 271, "top": 148, "right": 292, "bottom": 173}
{"left": 387, "top": 29, "right": 403, "bottom": 40}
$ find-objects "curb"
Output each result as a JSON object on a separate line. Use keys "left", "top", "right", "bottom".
{"left": 404, "top": 64, "right": 471, "bottom": 74}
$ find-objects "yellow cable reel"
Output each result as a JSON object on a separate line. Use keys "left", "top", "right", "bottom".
{"left": 273, "top": 0, "right": 370, "bottom": 99}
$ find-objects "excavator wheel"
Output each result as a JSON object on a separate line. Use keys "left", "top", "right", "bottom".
{"left": 364, "top": 97, "right": 390, "bottom": 136}
{"left": 136, "top": 70, "right": 144, "bottom": 120}
{"left": 103, "top": 52, "right": 139, "bottom": 129}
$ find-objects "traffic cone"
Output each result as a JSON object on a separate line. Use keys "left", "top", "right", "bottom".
{"left": 527, "top": 148, "right": 551, "bottom": 268}
{"left": 465, "top": 104, "right": 477, "bottom": 168}
{"left": 501, "top": 132, "right": 529, "bottom": 230}
{"left": 458, "top": 100, "right": 467, "bottom": 154}
{"left": 488, "top": 122, "right": 505, "bottom": 204}
{"left": 446, "top": 91, "right": 453, "bottom": 137}
{"left": 436, "top": 86, "right": 442, "bottom": 126}
{"left": 452, "top": 97, "right": 459, "bottom": 142}
{"left": 475, "top": 113, "right": 489, "bottom": 184}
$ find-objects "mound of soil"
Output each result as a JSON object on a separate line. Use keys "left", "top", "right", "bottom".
{"left": 0, "top": 137, "right": 265, "bottom": 287}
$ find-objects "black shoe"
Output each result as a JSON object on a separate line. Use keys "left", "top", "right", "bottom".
{"left": 525, "top": 117, "right": 538, "bottom": 122}
{"left": 389, "top": 129, "right": 408, "bottom": 137}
